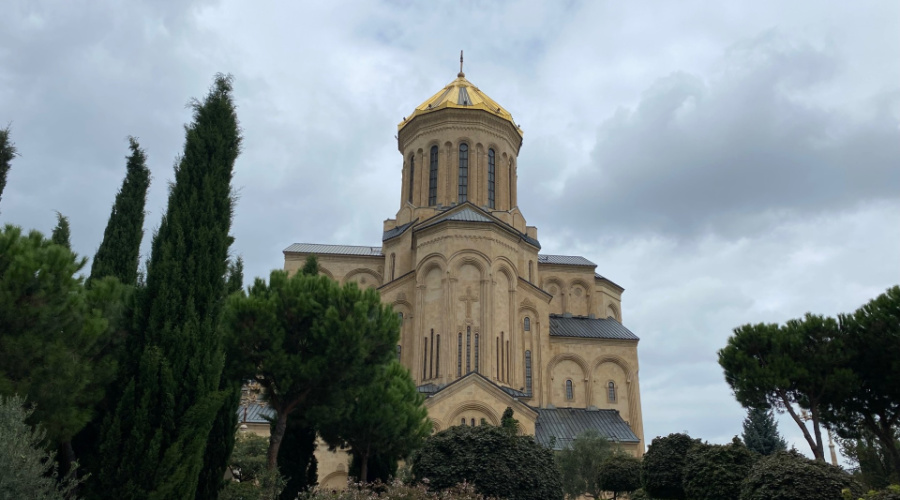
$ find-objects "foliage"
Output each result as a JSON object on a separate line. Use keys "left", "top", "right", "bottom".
{"left": 223, "top": 269, "right": 399, "bottom": 469}
{"left": 51, "top": 211, "right": 72, "bottom": 249}
{"left": 826, "top": 286, "right": 900, "bottom": 482}
{"left": 298, "top": 480, "right": 494, "bottom": 499}
{"left": 318, "top": 361, "right": 431, "bottom": 483}
{"left": 94, "top": 74, "right": 241, "bottom": 500}
{"left": 596, "top": 451, "right": 641, "bottom": 499}
{"left": 412, "top": 424, "right": 563, "bottom": 500}
{"left": 0, "top": 395, "right": 80, "bottom": 500}
{"left": 682, "top": 437, "right": 755, "bottom": 500}
{"left": 842, "top": 484, "right": 900, "bottom": 500}
{"left": 718, "top": 314, "right": 854, "bottom": 461}
{"left": 842, "top": 434, "right": 900, "bottom": 490}
{"left": 0, "top": 225, "right": 121, "bottom": 447}
{"left": 219, "top": 432, "right": 286, "bottom": 500}
{"left": 640, "top": 433, "right": 700, "bottom": 499}
{"left": 555, "top": 429, "right": 611, "bottom": 499}
{"left": 0, "top": 125, "right": 16, "bottom": 209}
{"left": 500, "top": 407, "right": 519, "bottom": 434}
{"left": 740, "top": 450, "right": 861, "bottom": 500}
{"left": 277, "top": 415, "right": 318, "bottom": 500}
{"left": 742, "top": 407, "right": 787, "bottom": 455}
{"left": 87, "top": 136, "right": 151, "bottom": 288}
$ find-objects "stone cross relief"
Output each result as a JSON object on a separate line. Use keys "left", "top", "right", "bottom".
{"left": 459, "top": 286, "right": 479, "bottom": 319}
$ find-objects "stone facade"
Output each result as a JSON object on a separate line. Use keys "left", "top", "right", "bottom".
{"left": 282, "top": 69, "right": 645, "bottom": 486}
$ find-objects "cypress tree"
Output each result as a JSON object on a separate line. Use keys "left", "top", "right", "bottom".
{"left": 195, "top": 256, "right": 245, "bottom": 500}
{"left": 0, "top": 126, "right": 16, "bottom": 209}
{"left": 51, "top": 211, "right": 71, "bottom": 249}
{"left": 94, "top": 74, "right": 241, "bottom": 500}
{"left": 742, "top": 407, "right": 788, "bottom": 456}
{"left": 88, "top": 137, "right": 151, "bottom": 287}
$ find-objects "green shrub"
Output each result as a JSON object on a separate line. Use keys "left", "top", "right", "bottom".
{"left": 682, "top": 437, "right": 755, "bottom": 500}
{"left": 740, "top": 450, "right": 862, "bottom": 500}
{"left": 597, "top": 451, "right": 642, "bottom": 499}
{"left": 411, "top": 424, "right": 563, "bottom": 500}
{"left": 843, "top": 484, "right": 900, "bottom": 500}
{"left": 641, "top": 433, "right": 700, "bottom": 499}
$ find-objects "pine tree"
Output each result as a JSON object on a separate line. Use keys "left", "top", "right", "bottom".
{"left": 94, "top": 74, "right": 241, "bottom": 500}
{"left": 0, "top": 125, "right": 17, "bottom": 209}
{"left": 51, "top": 211, "right": 71, "bottom": 249}
{"left": 88, "top": 137, "right": 151, "bottom": 287}
{"left": 742, "top": 407, "right": 788, "bottom": 456}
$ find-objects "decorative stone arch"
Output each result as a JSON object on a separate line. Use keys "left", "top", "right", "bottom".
{"left": 517, "top": 302, "right": 540, "bottom": 318}
{"left": 569, "top": 278, "right": 592, "bottom": 293}
{"left": 545, "top": 352, "right": 590, "bottom": 403}
{"left": 317, "top": 266, "right": 334, "bottom": 280}
{"left": 415, "top": 254, "right": 448, "bottom": 280}
{"left": 392, "top": 299, "right": 413, "bottom": 311}
{"left": 540, "top": 276, "right": 565, "bottom": 291}
{"left": 446, "top": 401, "right": 501, "bottom": 426}
{"left": 492, "top": 255, "right": 519, "bottom": 279}
{"left": 455, "top": 136, "right": 474, "bottom": 148}
{"left": 430, "top": 417, "right": 443, "bottom": 433}
{"left": 343, "top": 268, "right": 382, "bottom": 287}
{"left": 590, "top": 354, "right": 635, "bottom": 410}
{"left": 492, "top": 263, "right": 517, "bottom": 291}
{"left": 320, "top": 470, "right": 349, "bottom": 489}
{"left": 448, "top": 251, "right": 491, "bottom": 276}
{"left": 606, "top": 303, "right": 620, "bottom": 321}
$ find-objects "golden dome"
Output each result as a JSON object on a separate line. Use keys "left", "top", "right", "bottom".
{"left": 399, "top": 74, "right": 522, "bottom": 137}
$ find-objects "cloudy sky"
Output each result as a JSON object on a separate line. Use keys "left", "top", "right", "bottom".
{"left": 3, "top": 0, "right": 898, "bottom": 463}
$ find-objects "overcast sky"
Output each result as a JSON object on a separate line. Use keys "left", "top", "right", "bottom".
{"left": 3, "top": 0, "right": 898, "bottom": 464}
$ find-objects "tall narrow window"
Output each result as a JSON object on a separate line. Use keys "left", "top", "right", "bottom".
{"left": 470, "top": 418, "right": 476, "bottom": 427}
{"left": 524, "top": 317, "right": 530, "bottom": 331}
{"left": 528, "top": 261, "right": 533, "bottom": 282}
{"left": 465, "top": 326, "right": 471, "bottom": 373}
{"left": 457, "top": 333, "right": 463, "bottom": 377}
{"left": 423, "top": 338, "right": 428, "bottom": 380}
{"left": 396, "top": 345, "right": 402, "bottom": 361}
{"left": 487, "top": 148, "right": 495, "bottom": 208}
{"left": 458, "top": 143, "right": 468, "bottom": 203}
{"left": 500, "top": 332, "right": 505, "bottom": 381}
{"left": 508, "top": 160, "right": 514, "bottom": 207}
{"left": 525, "top": 350, "right": 532, "bottom": 394}
{"left": 608, "top": 381, "right": 617, "bottom": 403}
{"left": 565, "top": 380, "right": 574, "bottom": 400}
{"left": 506, "top": 340, "right": 510, "bottom": 383}
{"left": 390, "top": 253, "right": 396, "bottom": 281}
{"left": 474, "top": 333, "right": 479, "bottom": 372}
{"left": 496, "top": 337, "right": 500, "bottom": 379}
{"left": 408, "top": 155, "right": 415, "bottom": 203}
{"left": 398, "top": 312, "right": 403, "bottom": 325}
{"left": 428, "top": 146, "right": 438, "bottom": 206}
{"left": 429, "top": 329, "right": 434, "bottom": 379}
{"left": 461, "top": 418, "right": 466, "bottom": 426}
{"left": 435, "top": 334, "right": 440, "bottom": 376}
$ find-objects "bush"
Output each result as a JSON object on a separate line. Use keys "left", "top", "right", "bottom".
{"left": 597, "top": 451, "right": 642, "bottom": 499}
{"left": 641, "top": 433, "right": 700, "bottom": 499}
{"left": 299, "top": 480, "right": 493, "bottom": 499}
{"left": 219, "top": 433, "right": 285, "bottom": 500}
{"left": 682, "top": 437, "right": 755, "bottom": 500}
{"left": 843, "top": 484, "right": 900, "bottom": 500}
{"left": 740, "top": 450, "right": 862, "bottom": 500}
{"left": 411, "top": 424, "right": 563, "bottom": 500}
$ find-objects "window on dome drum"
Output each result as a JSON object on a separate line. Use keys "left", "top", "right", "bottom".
{"left": 500, "top": 332, "right": 505, "bottom": 381}
{"left": 458, "top": 143, "right": 468, "bottom": 203}
{"left": 608, "top": 381, "right": 616, "bottom": 403}
{"left": 465, "top": 326, "right": 471, "bottom": 373}
{"left": 566, "top": 380, "right": 574, "bottom": 400}
{"left": 429, "top": 329, "right": 435, "bottom": 379}
{"left": 525, "top": 350, "right": 532, "bottom": 394}
{"left": 457, "top": 333, "right": 462, "bottom": 377}
{"left": 524, "top": 317, "right": 530, "bottom": 331}
{"left": 408, "top": 155, "right": 415, "bottom": 203}
{"left": 428, "top": 146, "right": 438, "bottom": 206}
{"left": 487, "top": 149, "right": 495, "bottom": 208}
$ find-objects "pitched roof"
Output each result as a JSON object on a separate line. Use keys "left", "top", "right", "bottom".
{"left": 417, "top": 372, "right": 528, "bottom": 399}
{"left": 414, "top": 202, "right": 541, "bottom": 249}
{"left": 538, "top": 254, "right": 596, "bottom": 266}
{"left": 382, "top": 219, "right": 417, "bottom": 241}
{"left": 236, "top": 402, "right": 274, "bottom": 424}
{"left": 549, "top": 314, "right": 639, "bottom": 341}
{"left": 535, "top": 407, "right": 640, "bottom": 450}
{"left": 283, "top": 243, "right": 383, "bottom": 257}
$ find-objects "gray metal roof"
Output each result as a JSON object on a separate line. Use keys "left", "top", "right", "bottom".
{"left": 535, "top": 407, "right": 640, "bottom": 450}
{"left": 382, "top": 219, "right": 417, "bottom": 241}
{"left": 284, "top": 243, "right": 383, "bottom": 256}
{"left": 549, "top": 314, "right": 639, "bottom": 341}
{"left": 538, "top": 254, "right": 596, "bottom": 266}
{"left": 236, "top": 402, "right": 274, "bottom": 424}
{"left": 429, "top": 206, "right": 494, "bottom": 224}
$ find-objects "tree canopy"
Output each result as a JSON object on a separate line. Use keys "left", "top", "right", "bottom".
{"left": 556, "top": 429, "right": 611, "bottom": 499}
{"left": 51, "top": 211, "right": 71, "bottom": 249}
{"left": 641, "top": 432, "right": 700, "bottom": 500}
{"left": 597, "top": 451, "right": 642, "bottom": 500}
{"left": 682, "top": 438, "right": 755, "bottom": 500}
{"left": 742, "top": 407, "right": 788, "bottom": 456}
{"left": 740, "top": 450, "right": 860, "bottom": 500}
{"left": 412, "top": 423, "right": 563, "bottom": 500}
{"left": 0, "top": 125, "right": 16, "bottom": 209}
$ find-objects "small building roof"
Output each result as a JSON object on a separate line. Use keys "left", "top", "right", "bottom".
{"left": 549, "top": 314, "right": 639, "bottom": 341}
{"left": 535, "top": 407, "right": 640, "bottom": 450}
{"left": 283, "top": 243, "right": 383, "bottom": 257}
{"left": 382, "top": 219, "right": 417, "bottom": 241}
{"left": 538, "top": 254, "right": 596, "bottom": 266}
{"left": 236, "top": 402, "right": 274, "bottom": 424}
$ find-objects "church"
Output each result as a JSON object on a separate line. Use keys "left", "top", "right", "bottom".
{"left": 278, "top": 59, "right": 645, "bottom": 488}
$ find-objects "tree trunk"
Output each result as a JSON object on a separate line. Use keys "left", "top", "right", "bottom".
{"left": 359, "top": 446, "right": 369, "bottom": 484}
{"left": 268, "top": 410, "right": 289, "bottom": 470}
{"left": 868, "top": 412, "right": 900, "bottom": 480}
{"left": 810, "top": 405, "right": 826, "bottom": 462}
{"left": 779, "top": 391, "right": 822, "bottom": 460}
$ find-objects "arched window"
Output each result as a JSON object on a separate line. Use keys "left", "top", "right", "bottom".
{"left": 397, "top": 312, "right": 403, "bottom": 325}
{"left": 500, "top": 332, "right": 505, "bottom": 381}
{"left": 565, "top": 380, "right": 574, "bottom": 400}
{"left": 474, "top": 333, "right": 479, "bottom": 372}
{"left": 465, "top": 326, "right": 471, "bottom": 373}
{"left": 508, "top": 159, "right": 514, "bottom": 207}
{"left": 435, "top": 334, "right": 440, "bottom": 376}
{"left": 525, "top": 350, "right": 532, "bottom": 394}
{"left": 524, "top": 317, "right": 530, "bottom": 331}
{"left": 480, "top": 418, "right": 487, "bottom": 426}
{"left": 408, "top": 155, "right": 415, "bottom": 203}
{"left": 496, "top": 337, "right": 500, "bottom": 379}
{"left": 506, "top": 339, "right": 510, "bottom": 382}
{"left": 528, "top": 260, "right": 533, "bottom": 282}
{"left": 428, "top": 146, "right": 438, "bottom": 206}
{"left": 487, "top": 148, "right": 495, "bottom": 208}
{"left": 429, "top": 330, "right": 435, "bottom": 378}
{"left": 470, "top": 418, "right": 476, "bottom": 427}
{"left": 458, "top": 143, "right": 468, "bottom": 203}
{"left": 457, "top": 333, "right": 462, "bottom": 377}
{"left": 422, "top": 337, "right": 428, "bottom": 380}
{"left": 461, "top": 418, "right": 466, "bottom": 426}
{"left": 396, "top": 345, "right": 401, "bottom": 361}
{"left": 390, "top": 253, "right": 396, "bottom": 281}
{"left": 608, "top": 381, "right": 617, "bottom": 403}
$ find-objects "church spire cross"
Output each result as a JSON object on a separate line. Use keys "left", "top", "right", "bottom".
{"left": 458, "top": 50, "right": 465, "bottom": 78}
